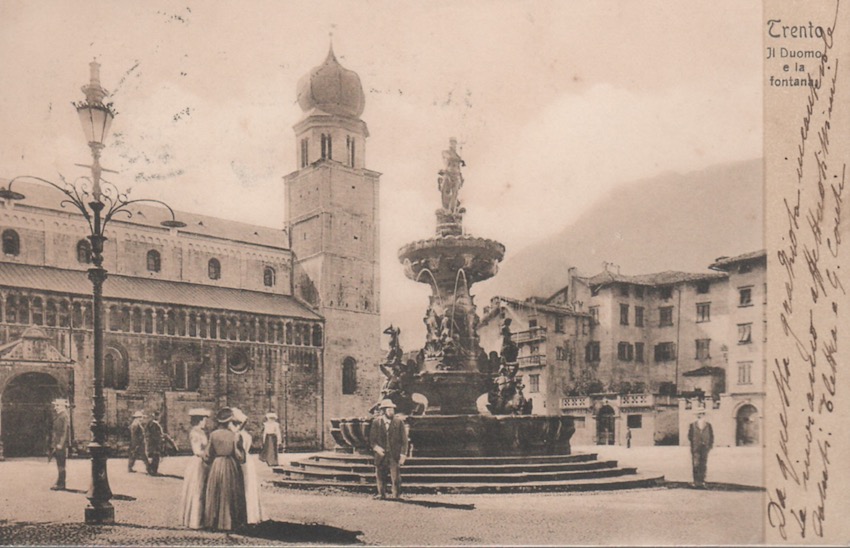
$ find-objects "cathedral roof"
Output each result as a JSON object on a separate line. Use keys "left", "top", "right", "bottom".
{"left": 0, "top": 263, "right": 321, "bottom": 320}
{"left": 296, "top": 45, "right": 365, "bottom": 119}
{"left": 1, "top": 180, "right": 289, "bottom": 250}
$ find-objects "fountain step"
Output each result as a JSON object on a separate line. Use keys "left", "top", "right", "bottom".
{"left": 277, "top": 465, "right": 639, "bottom": 484}
{"left": 270, "top": 473, "right": 665, "bottom": 494}
{"left": 296, "top": 452, "right": 599, "bottom": 467}
{"left": 282, "top": 459, "right": 622, "bottom": 476}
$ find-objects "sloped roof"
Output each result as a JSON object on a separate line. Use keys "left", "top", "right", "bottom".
{"left": 586, "top": 269, "right": 727, "bottom": 287}
{"left": 709, "top": 249, "right": 767, "bottom": 271}
{"left": 1, "top": 179, "right": 288, "bottom": 250}
{"left": 0, "top": 263, "right": 320, "bottom": 320}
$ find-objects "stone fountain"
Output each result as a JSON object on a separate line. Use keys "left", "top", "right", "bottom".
{"left": 330, "top": 138, "right": 574, "bottom": 456}
{"left": 274, "top": 140, "right": 662, "bottom": 491}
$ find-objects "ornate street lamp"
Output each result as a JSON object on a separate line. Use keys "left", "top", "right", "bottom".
{"left": 0, "top": 61, "right": 185, "bottom": 524}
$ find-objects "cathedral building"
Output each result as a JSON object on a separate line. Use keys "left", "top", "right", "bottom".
{"left": 0, "top": 47, "right": 381, "bottom": 458}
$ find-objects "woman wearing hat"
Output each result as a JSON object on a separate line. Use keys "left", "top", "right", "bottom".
{"left": 232, "top": 408, "right": 262, "bottom": 524}
{"left": 203, "top": 407, "right": 247, "bottom": 531}
{"left": 180, "top": 408, "right": 210, "bottom": 529}
{"left": 259, "top": 413, "right": 282, "bottom": 467}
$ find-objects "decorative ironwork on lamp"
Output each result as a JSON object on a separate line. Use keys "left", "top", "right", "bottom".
{"left": 0, "top": 61, "right": 185, "bottom": 525}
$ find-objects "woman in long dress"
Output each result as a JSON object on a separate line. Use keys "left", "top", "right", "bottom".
{"left": 203, "top": 407, "right": 246, "bottom": 531}
{"left": 180, "top": 409, "right": 210, "bottom": 529}
{"left": 233, "top": 408, "right": 262, "bottom": 524}
{"left": 259, "top": 413, "right": 282, "bottom": 467}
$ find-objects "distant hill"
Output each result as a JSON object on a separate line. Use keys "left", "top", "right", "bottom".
{"left": 386, "top": 158, "right": 763, "bottom": 349}
{"left": 477, "top": 158, "right": 763, "bottom": 303}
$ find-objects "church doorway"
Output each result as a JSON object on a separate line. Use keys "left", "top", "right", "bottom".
{"left": 735, "top": 404, "right": 759, "bottom": 446}
{"left": 1, "top": 372, "right": 63, "bottom": 457}
{"left": 596, "top": 405, "right": 616, "bottom": 445}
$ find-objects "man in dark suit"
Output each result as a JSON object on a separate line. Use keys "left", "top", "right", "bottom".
{"left": 49, "top": 398, "right": 70, "bottom": 491}
{"left": 687, "top": 409, "right": 714, "bottom": 488}
{"left": 128, "top": 411, "right": 148, "bottom": 473}
{"left": 145, "top": 411, "right": 164, "bottom": 475}
{"left": 369, "top": 399, "right": 408, "bottom": 500}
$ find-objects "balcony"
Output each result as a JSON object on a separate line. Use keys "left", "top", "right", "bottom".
{"left": 517, "top": 354, "right": 546, "bottom": 367}
{"left": 513, "top": 326, "right": 547, "bottom": 344}
{"left": 561, "top": 396, "right": 591, "bottom": 409}
{"left": 620, "top": 393, "right": 650, "bottom": 407}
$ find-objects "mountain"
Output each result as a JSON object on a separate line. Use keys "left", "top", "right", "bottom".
{"left": 477, "top": 158, "right": 764, "bottom": 303}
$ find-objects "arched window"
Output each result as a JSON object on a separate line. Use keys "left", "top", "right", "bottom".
{"left": 17, "top": 297, "right": 29, "bottom": 325}
{"left": 321, "top": 133, "right": 332, "bottom": 160}
{"left": 208, "top": 258, "right": 221, "bottom": 280}
{"left": 45, "top": 300, "right": 57, "bottom": 327}
{"left": 72, "top": 302, "right": 83, "bottom": 327}
{"left": 132, "top": 308, "right": 143, "bottom": 333}
{"left": 346, "top": 135, "right": 355, "bottom": 167}
{"left": 188, "top": 361, "right": 201, "bottom": 391}
{"left": 104, "top": 348, "right": 128, "bottom": 390}
{"left": 342, "top": 357, "right": 357, "bottom": 395}
{"left": 76, "top": 239, "right": 92, "bottom": 264}
{"left": 2, "top": 229, "right": 20, "bottom": 256}
{"left": 58, "top": 301, "right": 70, "bottom": 327}
{"left": 173, "top": 358, "right": 187, "bottom": 390}
{"left": 31, "top": 297, "right": 43, "bottom": 325}
{"left": 5, "top": 295, "right": 17, "bottom": 323}
{"left": 264, "top": 266, "right": 276, "bottom": 287}
{"left": 146, "top": 250, "right": 161, "bottom": 272}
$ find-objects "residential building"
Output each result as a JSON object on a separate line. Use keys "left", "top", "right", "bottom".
{"left": 481, "top": 252, "right": 765, "bottom": 448}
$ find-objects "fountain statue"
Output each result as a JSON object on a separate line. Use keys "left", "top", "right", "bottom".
{"left": 330, "top": 138, "right": 574, "bottom": 456}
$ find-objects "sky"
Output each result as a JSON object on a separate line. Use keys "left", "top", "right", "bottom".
{"left": 0, "top": 1, "right": 762, "bottom": 346}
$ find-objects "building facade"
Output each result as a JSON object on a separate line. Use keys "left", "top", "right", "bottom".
{"left": 0, "top": 47, "right": 382, "bottom": 457}
{"left": 481, "top": 252, "right": 765, "bottom": 448}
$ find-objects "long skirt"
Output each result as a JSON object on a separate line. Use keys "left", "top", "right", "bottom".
{"left": 203, "top": 456, "right": 246, "bottom": 531}
{"left": 180, "top": 456, "right": 208, "bottom": 529}
{"left": 242, "top": 456, "right": 263, "bottom": 524}
{"left": 259, "top": 434, "right": 278, "bottom": 466}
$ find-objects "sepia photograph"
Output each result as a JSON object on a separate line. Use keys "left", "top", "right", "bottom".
{"left": 0, "top": 1, "right": 846, "bottom": 546}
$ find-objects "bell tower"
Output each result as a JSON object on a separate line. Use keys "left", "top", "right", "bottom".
{"left": 284, "top": 45, "right": 382, "bottom": 447}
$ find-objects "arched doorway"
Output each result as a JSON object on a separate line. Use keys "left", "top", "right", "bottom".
{"left": 1, "top": 372, "right": 63, "bottom": 457}
{"left": 596, "top": 405, "right": 616, "bottom": 445}
{"left": 736, "top": 404, "right": 759, "bottom": 446}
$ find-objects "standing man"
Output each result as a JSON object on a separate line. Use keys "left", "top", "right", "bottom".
{"left": 368, "top": 399, "right": 408, "bottom": 500}
{"left": 145, "top": 410, "right": 164, "bottom": 476}
{"left": 687, "top": 409, "right": 714, "bottom": 488}
{"left": 49, "top": 398, "right": 71, "bottom": 491}
{"left": 128, "top": 410, "right": 148, "bottom": 473}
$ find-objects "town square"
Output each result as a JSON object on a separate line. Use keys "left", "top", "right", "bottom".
{"left": 0, "top": 1, "right": 783, "bottom": 546}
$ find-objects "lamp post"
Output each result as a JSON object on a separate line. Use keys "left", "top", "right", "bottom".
{"left": 0, "top": 61, "right": 185, "bottom": 524}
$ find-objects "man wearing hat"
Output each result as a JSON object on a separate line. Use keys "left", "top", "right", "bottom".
{"left": 128, "top": 410, "right": 149, "bottom": 473}
{"left": 145, "top": 410, "right": 165, "bottom": 475}
{"left": 49, "top": 398, "right": 70, "bottom": 490}
{"left": 368, "top": 399, "right": 409, "bottom": 500}
{"left": 687, "top": 409, "right": 714, "bottom": 488}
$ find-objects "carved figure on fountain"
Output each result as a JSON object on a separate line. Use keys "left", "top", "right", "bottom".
{"left": 437, "top": 137, "right": 465, "bottom": 215}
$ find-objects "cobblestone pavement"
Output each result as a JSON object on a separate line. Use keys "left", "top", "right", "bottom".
{"left": 0, "top": 446, "right": 764, "bottom": 546}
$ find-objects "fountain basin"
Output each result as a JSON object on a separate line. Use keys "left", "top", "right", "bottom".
{"left": 330, "top": 414, "right": 575, "bottom": 457}
{"left": 399, "top": 235, "right": 505, "bottom": 285}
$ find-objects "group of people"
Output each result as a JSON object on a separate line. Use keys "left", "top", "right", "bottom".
{"left": 180, "top": 407, "right": 281, "bottom": 531}
{"left": 128, "top": 410, "right": 176, "bottom": 475}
